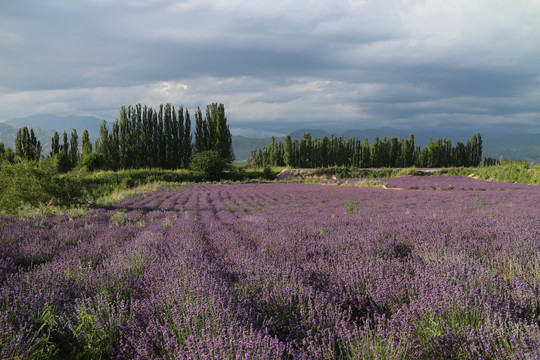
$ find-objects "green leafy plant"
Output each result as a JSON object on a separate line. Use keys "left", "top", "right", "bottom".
{"left": 80, "top": 152, "right": 105, "bottom": 171}
{"left": 162, "top": 218, "right": 173, "bottom": 228}
{"left": 0, "top": 159, "right": 84, "bottom": 214}
{"left": 345, "top": 199, "right": 359, "bottom": 213}
{"left": 190, "top": 150, "right": 226, "bottom": 180}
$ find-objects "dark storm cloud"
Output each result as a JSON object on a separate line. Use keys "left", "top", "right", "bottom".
{"left": 1, "top": 0, "right": 539, "bottom": 135}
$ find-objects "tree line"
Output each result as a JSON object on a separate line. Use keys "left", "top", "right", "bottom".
{"left": 249, "top": 133, "right": 484, "bottom": 168}
{"left": 0, "top": 103, "right": 234, "bottom": 171}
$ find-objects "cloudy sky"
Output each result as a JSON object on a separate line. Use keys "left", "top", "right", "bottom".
{"left": 1, "top": 0, "right": 539, "bottom": 137}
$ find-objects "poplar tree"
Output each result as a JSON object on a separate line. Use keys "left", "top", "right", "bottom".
{"left": 183, "top": 108, "right": 192, "bottom": 168}
{"left": 157, "top": 105, "right": 165, "bottom": 168}
{"left": 69, "top": 129, "right": 79, "bottom": 166}
{"left": 210, "top": 103, "right": 234, "bottom": 163}
{"left": 177, "top": 106, "right": 185, "bottom": 167}
{"left": 170, "top": 105, "right": 179, "bottom": 169}
{"left": 15, "top": 127, "right": 41, "bottom": 161}
{"left": 62, "top": 131, "right": 69, "bottom": 155}
{"left": 194, "top": 107, "right": 207, "bottom": 154}
{"left": 51, "top": 132, "right": 60, "bottom": 156}
{"left": 110, "top": 121, "right": 120, "bottom": 170}
{"left": 163, "top": 103, "right": 173, "bottom": 168}
{"left": 82, "top": 129, "right": 92, "bottom": 158}
{"left": 283, "top": 135, "right": 293, "bottom": 167}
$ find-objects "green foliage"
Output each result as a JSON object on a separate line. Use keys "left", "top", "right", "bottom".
{"left": 1, "top": 146, "right": 15, "bottom": 163}
{"left": 0, "top": 159, "right": 84, "bottom": 214}
{"left": 30, "top": 303, "right": 62, "bottom": 359}
{"left": 50, "top": 131, "right": 60, "bottom": 156}
{"left": 345, "top": 199, "right": 359, "bottom": 213}
{"left": 194, "top": 103, "right": 234, "bottom": 163}
{"left": 161, "top": 217, "right": 173, "bottom": 228}
{"left": 398, "top": 167, "right": 423, "bottom": 177}
{"left": 95, "top": 103, "right": 226, "bottom": 171}
{"left": 54, "top": 152, "right": 72, "bottom": 173}
{"left": 190, "top": 150, "right": 226, "bottom": 180}
{"left": 80, "top": 152, "right": 105, "bottom": 171}
{"left": 70, "top": 129, "right": 79, "bottom": 167}
{"left": 120, "top": 175, "right": 135, "bottom": 188}
{"left": 343, "top": 180, "right": 385, "bottom": 188}
{"left": 15, "top": 126, "right": 42, "bottom": 161}
{"left": 434, "top": 161, "right": 539, "bottom": 185}
{"left": 262, "top": 165, "right": 275, "bottom": 179}
{"left": 311, "top": 167, "right": 400, "bottom": 179}
{"left": 81, "top": 129, "right": 92, "bottom": 158}
{"left": 70, "top": 307, "right": 110, "bottom": 359}
{"left": 110, "top": 208, "right": 128, "bottom": 226}
{"left": 249, "top": 132, "right": 483, "bottom": 169}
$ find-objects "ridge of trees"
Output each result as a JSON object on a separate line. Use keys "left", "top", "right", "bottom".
{"left": 0, "top": 103, "right": 234, "bottom": 172}
{"left": 14, "top": 127, "right": 42, "bottom": 161}
{"left": 249, "top": 133, "right": 484, "bottom": 168}
{"left": 95, "top": 103, "right": 233, "bottom": 170}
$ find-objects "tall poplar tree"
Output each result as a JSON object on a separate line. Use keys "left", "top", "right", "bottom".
{"left": 194, "top": 107, "right": 207, "bottom": 154}
{"left": 51, "top": 131, "right": 60, "bottom": 156}
{"left": 283, "top": 135, "right": 293, "bottom": 167}
{"left": 177, "top": 106, "right": 185, "bottom": 167}
{"left": 82, "top": 129, "right": 92, "bottom": 158}
{"left": 69, "top": 129, "right": 79, "bottom": 166}
{"left": 163, "top": 103, "right": 173, "bottom": 168}
{"left": 209, "top": 103, "right": 234, "bottom": 163}
{"left": 183, "top": 108, "right": 192, "bottom": 168}
{"left": 62, "top": 131, "right": 69, "bottom": 155}
{"left": 15, "top": 127, "right": 41, "bottom": 161}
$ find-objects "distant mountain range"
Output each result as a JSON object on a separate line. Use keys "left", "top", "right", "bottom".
{"left": 1, "top": 114, "right": 105, "bottom": 156}
{"left": 1, "top": 114, "right": 539, "bottom": 164}
{"left": 4, "top": 114, "right": 105, "bottom": 138}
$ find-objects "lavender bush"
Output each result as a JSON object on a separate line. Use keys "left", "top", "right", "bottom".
{"left": 1, "top": 177, "right": 539, "bottom": 359}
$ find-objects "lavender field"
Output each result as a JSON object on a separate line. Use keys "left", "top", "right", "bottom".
{"left": 1, "top": 177, "right": 539, "bottom": 359}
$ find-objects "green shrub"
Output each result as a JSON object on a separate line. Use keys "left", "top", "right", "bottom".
{"left": 190, "top": 150, "right": 226, "bottom": 180}
{"left": 55, "top": 152, "right": 72, "bottom": 173}
{"left": 398, "top": 167, "right": 423, "bottom": 177}
{"left": 81, "top": 153, "right": 105, "bottom": 172}
{"left": 120, "top": 176, "right": 135, "bottom": 188}
{"left": 0, "top": 159, "right": 85, "bottom": 214}
{"left": 263, "top": 166, "right": 275, "bottom": 180}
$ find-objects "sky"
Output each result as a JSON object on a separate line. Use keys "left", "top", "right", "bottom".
{"left": 1, "top": 0, "right": 539, "bottom": 137}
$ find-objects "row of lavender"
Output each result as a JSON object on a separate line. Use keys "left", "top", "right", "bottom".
{"left": 1, "top": 178, "right": 539, "bottom": 359}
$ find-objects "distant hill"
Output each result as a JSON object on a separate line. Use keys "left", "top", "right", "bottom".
{"left": 5, "top": 114, "right": 106, "bottom": 138}
{"left": 1, "top": 114, "right": 105, "bottom": 155}
{"left": 289, "top": 129, "right": 330, "bottom": 139}
{"left": 0, "top": 122, "right": 18, "bottom": 145}
{"left": 483, "top": 133, "right": 540, "bottom": 164}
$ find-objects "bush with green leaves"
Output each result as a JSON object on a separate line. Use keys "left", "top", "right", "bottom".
{"left": 54, "top": 152, "right": 72, "bottom": 173}
{"left": 190, "top": 150, "right": 226, "bottom": 180}
{"left": 81, "top": 153, "right": 105, "bottom": 172}
{"left": 262, "top": 166, "right": 275, "bottom": 180}
{"left": 0, "top": 159, "right": 85, "bottom": 214}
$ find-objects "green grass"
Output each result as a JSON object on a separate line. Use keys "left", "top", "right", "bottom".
{"left": 434, "top": 161, "right": 539, "bottom": 185}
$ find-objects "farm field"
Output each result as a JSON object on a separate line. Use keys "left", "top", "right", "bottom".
{"left": 1, "top": 176, "right": 539, "bottom": 359}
